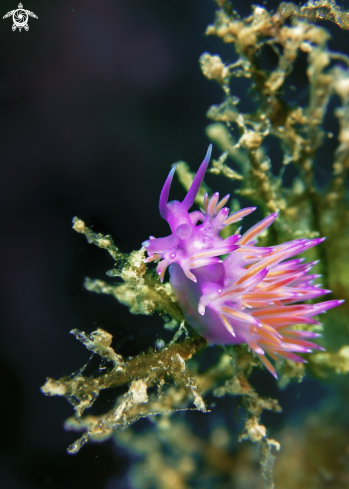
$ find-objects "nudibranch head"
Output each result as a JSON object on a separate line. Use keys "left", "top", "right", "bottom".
{"left": 142, "top": 146, "right": 344, "bottom": 378}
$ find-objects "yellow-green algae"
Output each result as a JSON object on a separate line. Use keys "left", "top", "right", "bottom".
{"left": 42, "top": 2, "right": 349, "bottom": 488}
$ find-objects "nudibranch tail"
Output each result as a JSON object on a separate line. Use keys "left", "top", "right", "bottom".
{"left": 143, "top": 146, "right": 344, "bottom": 377}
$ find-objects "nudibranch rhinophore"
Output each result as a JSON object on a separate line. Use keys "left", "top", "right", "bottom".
{"left": 142, "top": 145, "right": 343, "bottom": 378}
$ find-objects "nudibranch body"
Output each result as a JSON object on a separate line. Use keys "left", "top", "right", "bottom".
{"left": 142, "top": 146, "right": 343, "bottom": 378}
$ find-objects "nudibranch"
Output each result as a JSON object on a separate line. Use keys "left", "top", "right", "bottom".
{"left": 142, "top": 145, "right": 343, "bottom": 378}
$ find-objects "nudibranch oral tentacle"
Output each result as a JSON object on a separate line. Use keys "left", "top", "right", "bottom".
{"left": 143, "top": 146, "right": 344, "bottom": 378}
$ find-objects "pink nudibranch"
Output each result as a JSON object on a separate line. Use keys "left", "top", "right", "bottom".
{"left": 142, "top": 145, "right": 343, "bottom": 378}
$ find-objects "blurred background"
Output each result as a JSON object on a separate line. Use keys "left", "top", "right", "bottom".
{"left": 0, "top": 1, "right": 348, "bottom": 488}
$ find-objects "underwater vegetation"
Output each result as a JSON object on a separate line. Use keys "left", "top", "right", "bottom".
{"left": 42, "top": 1, "right": 349, "bottom": 488}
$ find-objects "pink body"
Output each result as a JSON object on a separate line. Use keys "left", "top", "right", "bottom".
{"left": 143, "top": 146, "right": 343, "bottom": 378}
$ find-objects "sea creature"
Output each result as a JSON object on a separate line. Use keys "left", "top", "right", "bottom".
{"left": 142, "top": 146, "right": 343, "bottom": 377}
{"left": 2, "top": 3, "right": 38, "bottom": 32}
